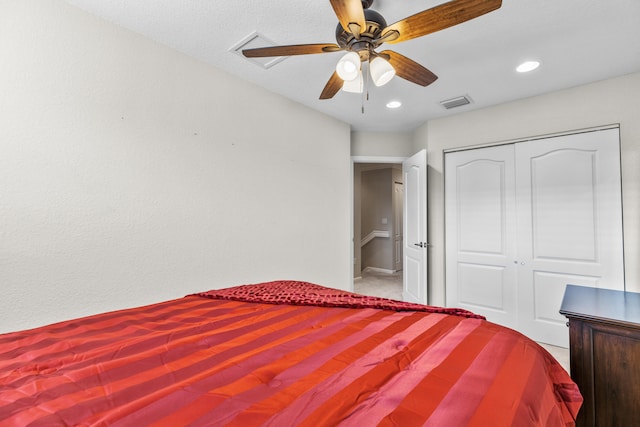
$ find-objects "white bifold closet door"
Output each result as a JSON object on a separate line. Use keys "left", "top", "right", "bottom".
{"left": 445, "top": 128, "right": 624, "bottom": 347}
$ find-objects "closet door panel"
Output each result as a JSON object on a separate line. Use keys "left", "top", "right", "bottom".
{"left": 516, "top": 128, "right": 624, "bottom": 347}
{"left": 525, "top": 271, "right": 598, "bottom": 324}
{"left": 530, "top": 149, "right": 597, "bottom": 261}
{"left": 457, "top": 161, "right": 506, "bottom": 254}
{"left": 457, "top": 263, "right": 507, "bottom": 311}
{"left": 445, "top": 145, "right": 517, "bottom": 327}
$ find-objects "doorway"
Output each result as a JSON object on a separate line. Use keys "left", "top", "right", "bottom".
{"left": 352, "top": 157, "right": 404, "bottom": 299}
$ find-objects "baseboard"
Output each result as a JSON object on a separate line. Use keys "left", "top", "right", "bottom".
{"left": 363, "top": 267, "right": 397, "bottom": 275}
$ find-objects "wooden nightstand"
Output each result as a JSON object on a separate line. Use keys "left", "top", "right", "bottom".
{"left": 560, "top": 284, "right": 640, "bottom": 427}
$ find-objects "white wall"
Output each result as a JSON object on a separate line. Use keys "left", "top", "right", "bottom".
{"left": 0, "top": 0, "right": 352, "bottom": 333}
{"left": 414, "top": 72, "right": 640, "bottom": 305}
{"left": 351, "top": 131, "right": 415, "bottom": 158}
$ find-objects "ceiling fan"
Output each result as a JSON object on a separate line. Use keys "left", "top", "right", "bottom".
{"left": 243, "top": 0, "right": 503, "bottom": 100}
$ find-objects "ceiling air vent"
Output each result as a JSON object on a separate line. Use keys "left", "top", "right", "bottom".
{"left": 440, "top": 95, "right": 472, "bottom": 110}
{"left": 230, "top": 32, "right": 288, "bottom": 69}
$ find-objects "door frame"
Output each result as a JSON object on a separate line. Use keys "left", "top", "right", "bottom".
{"left": 350, "top": 156, "right": 407, "bottom": 292}
{"left": 442, "top": 124, "right": 620, "bottom": 155}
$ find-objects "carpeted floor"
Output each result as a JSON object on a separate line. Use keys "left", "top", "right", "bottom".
{"left": 354, "top": 269, "right": 571, "bottom": 373}
{"left": 354, "top": 269, "right": 403, "bottom": 300}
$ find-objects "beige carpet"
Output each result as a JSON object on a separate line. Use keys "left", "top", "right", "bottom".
{"left": 354, "top": 269, "right": 570, "bottom": 373}
{"left": 354, "top": 269, "right": 403, "bottom": 300}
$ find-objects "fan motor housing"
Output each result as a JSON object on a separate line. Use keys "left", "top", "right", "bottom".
{"left": 335, "top": 9, "right": 387, "bottom": 56}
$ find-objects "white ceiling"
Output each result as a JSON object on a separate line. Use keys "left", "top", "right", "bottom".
{"left": 64, "top": 0, "right": 640, "bottom": 132}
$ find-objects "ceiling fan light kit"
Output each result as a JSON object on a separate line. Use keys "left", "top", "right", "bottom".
{"left": 342, "top": 71, "right": 364, "bottom": 93}
{"left": 242, "top": 0, "right": 503, "bottom": 101}
{"left": 336, "top": 52, "right": 361, "bottom": 81}
{"left": 337, "top": 52, "right": 394, "bottom": 90}
{"left": 370, "top": 57, "right": 395, "bottom": 87}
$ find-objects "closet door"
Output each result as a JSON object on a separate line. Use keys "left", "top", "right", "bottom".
{"left": 515, "top": 129, "right": 624, "bottom": 347}
{"left": 445, "top": 128, "right": 624, "bottom": 348}
{"left": 445, "top": 145, "right": 518, "bottom": 327}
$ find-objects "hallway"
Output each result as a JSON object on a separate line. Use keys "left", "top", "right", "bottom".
{"left": 354, "top": 269, "right": 402, "bottom": 301}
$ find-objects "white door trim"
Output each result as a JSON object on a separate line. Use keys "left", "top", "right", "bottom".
{"left": 352, "top": 156, "right": 408, "bottom": 163}
{"left": 443, "top": 124, "right": 620, "bottom": 155}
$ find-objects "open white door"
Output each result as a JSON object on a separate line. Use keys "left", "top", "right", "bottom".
{"left": 403, "top": 150, "right": 428, "bottom": 304}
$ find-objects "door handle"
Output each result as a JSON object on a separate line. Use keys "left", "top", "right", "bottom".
{"left": 413, "top": 242, "right": 430, "bottom": 248}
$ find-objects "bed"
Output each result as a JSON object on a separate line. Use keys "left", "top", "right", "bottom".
{"left": 0, "top": 280, "right": 581, "bottom": 426}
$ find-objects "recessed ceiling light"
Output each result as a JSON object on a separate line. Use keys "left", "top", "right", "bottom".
{"left": 386, "top": 100, "right": 402, "bottom": 109}
{"left": 516, "top": 60, "right": 540, "bottom": 73}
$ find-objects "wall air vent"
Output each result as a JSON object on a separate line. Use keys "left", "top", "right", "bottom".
{"left": 230, "top": 32, "right": 288, "bottom": 69}
{"left": 440, "top": 95, "right": 472, "bottom": 110}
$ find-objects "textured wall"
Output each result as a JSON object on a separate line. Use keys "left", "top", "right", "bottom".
{"left": 0, "top": 0, "right": 351, "bottom": 333}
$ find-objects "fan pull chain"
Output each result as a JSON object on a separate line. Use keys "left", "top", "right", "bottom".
{"left": 361, "top": 61, "right": 370, "bottom": 114}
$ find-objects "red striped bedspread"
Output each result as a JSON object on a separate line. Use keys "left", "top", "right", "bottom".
{"left": 0, "top": 281, "right": 581, "bottom": 426}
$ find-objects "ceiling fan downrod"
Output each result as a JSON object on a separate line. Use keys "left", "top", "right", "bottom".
{"left": 361, "top": 0, "right": 374, "bottom": 10}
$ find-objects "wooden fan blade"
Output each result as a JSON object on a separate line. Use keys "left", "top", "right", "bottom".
{"left": 382, "top": 0, "right": 502, "bottom": 44}
{"left": 380, "top": 50, "right": 438, "bottom": 87}
{"left": 330, "top": 0, "right": 366, "bottom": 34}
{"left": 320, "top": 71, "right": 343, "bottom": 100}
{"left": 243, "top": 43, "right": 342, "bottom": 58}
